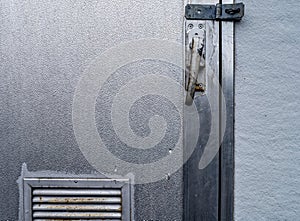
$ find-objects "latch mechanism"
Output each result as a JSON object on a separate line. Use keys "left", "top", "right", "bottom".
{"left": 185, "top": 3, "right": 244, "bottom": 21}
{"left": 185, "top": 21, "right": 206, "bottom": 106}
{"left": 184, "top": 2, "right": 244, "bottom": 105}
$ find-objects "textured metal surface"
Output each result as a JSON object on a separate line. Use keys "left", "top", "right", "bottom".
{"left": 23, "top": 178, "right": 131, "bottom": 220}
{"left": 0, "top": 0, "right": 183, "bottom": 220}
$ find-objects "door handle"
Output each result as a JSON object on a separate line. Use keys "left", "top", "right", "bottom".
{"left": 185, "top": 22, "right": 206, "bottom": 106}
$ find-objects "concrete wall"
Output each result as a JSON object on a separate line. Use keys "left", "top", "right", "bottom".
{"left": 235, "top": 0, "right": 300, "bottom": 220}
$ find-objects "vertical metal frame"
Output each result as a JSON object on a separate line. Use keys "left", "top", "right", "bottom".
{"left": 183, "top": 0, "right": 235, "bottom": 220}
{"left": 219, "top": 0, "right": 235, "bottom": 220}
{"left": 183, "top": 0, "right": 221, "bottom": 220}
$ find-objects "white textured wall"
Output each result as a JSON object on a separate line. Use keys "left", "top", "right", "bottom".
{"left": 235, "top": 0, "right": 300, "bottom": 220}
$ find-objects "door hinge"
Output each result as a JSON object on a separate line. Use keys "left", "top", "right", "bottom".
{"left": 185, "top": 2, "right": 245, "bottom": 21}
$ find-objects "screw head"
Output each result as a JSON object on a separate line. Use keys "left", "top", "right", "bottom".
{"left": 188, "top": 23, "right": 194, "bottom": 29}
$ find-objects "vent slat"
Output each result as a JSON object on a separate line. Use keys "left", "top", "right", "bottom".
{"left": 33, "top": 211, "right": 122, "bottom": 218}
{"left": 33, "top": 204, "right": 121, "bottom": 211}
{"left": 32, "top": 196, "right": 121, "bottom": 204}
{"left": 33, "top": 189, "right": 121, "bottom": 196}
{"left": 34, "top": 219, "right": 121, "bottom": 221}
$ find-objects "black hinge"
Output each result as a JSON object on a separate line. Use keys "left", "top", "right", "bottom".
{"left": 185, "top": 3, "right": 244, "bottom": 21}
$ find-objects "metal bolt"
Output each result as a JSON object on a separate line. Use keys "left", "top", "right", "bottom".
{"left": 198, "top": 24, "right": 204, "bottom": 29}
{"left": 188, "top": 23, "right": 194, "bottom": 29}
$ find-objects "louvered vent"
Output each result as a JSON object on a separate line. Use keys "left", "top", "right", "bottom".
{"left": 23, "top": 178, "right": 132, "bottom": 220}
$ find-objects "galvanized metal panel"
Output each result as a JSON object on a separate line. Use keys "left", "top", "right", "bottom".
{"left": 0, "top": 0, "right": 184, "bottom": 219}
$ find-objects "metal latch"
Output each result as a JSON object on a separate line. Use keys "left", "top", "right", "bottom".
{"left": 184, "top": 2, "right": 244, "bottom": 105}
{"left": 185, "top": 2, "right": 244, "bottom": 21}
{"left": 185, "top": 22, "right": 206, "bottom": 106}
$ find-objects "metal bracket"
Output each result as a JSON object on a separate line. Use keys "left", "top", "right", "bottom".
{"left": 185, "top": 2, "right": 244, "bottom": 21}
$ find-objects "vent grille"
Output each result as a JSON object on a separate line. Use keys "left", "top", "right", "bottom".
{"left": 23, "top": 178, "right": 132, "bottom": 220}
{"left": 32, "top": 188, "right": 122, "bottom": 219}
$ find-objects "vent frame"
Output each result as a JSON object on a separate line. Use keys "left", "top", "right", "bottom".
{"left": 23, "top": 178, "right": 132, "bottom": 220}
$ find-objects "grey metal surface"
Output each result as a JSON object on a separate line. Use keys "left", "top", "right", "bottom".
{"left": 220, "top": 0, "right": 235, "bottom": 219}
{"left": 184, "top": 96, "right": 220, "bottom": 220}
{"left": 0, "top": 0, "right": 183, "bottom": 220}
{"left": 185, "top": 4, "right": 217, "bottom": 20}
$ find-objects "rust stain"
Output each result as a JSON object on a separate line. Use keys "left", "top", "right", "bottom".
{"left": 39, "top": 197, "right": 120, "bottom": 203}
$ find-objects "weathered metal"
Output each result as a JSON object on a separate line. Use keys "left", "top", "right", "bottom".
{"left": 185, "top": 3, "right": 245, "bottom": 21}
{"left": 23, "top": 178, "right": 132, "bottom": 220}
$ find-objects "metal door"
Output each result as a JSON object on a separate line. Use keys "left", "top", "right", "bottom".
{"left": 0, "top": 0, "right": 237, "bottom": 220}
